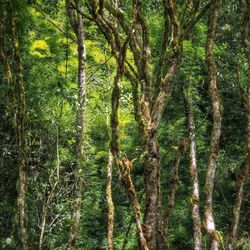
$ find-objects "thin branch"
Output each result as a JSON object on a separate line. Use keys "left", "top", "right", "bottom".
{"left": 33, "top": 3, "right": 78, "bottom": 44}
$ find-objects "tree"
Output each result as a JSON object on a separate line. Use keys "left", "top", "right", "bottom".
{"left": 185, "top": 83, "right": 202, "bottom": 250}
{"left": 66, "top": 0, "right": 87, "bottom": 248}
{"left": 204, "top": 0, "right": 221, "bottom": 249}
{"left": 0, "top": 0, "right": 249, "bottom": 249}
{"left": 87, "top": 1, "right": 211, "bottom": 248}
{"left": 5, "top": 0, "right": 30, "bottom": 248}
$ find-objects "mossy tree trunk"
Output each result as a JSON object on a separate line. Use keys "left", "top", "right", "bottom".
{"left": 87, "top": 0, "right": 211, "bottom": 248}
{"left": 7, "top": 0, "right": 30, "bottom": 248}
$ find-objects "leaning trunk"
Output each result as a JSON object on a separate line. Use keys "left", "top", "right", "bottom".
{"left": 121, "top": 158, "right": 149, "bottom": 250}
{"left": 204, "top": 1, "right": 221, "bottom": 249}
{"left": 67, "top": 0, "right": 86, "bottom": 248}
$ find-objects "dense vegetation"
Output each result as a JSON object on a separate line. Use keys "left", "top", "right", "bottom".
{"left": 0, "top": 0, "right": 249, "bottom": 249}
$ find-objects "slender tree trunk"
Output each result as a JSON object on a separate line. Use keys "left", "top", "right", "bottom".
{"left": 106, "top": 58, "right": 122, "bottom": 250}
{"left": 162, "top": 156, "right": 181, "bottom": 249}
{"left": 204, "top": 1, "right": 221, "bottom": 249}
{"left": 7, "top": 0, "right": 30, "bottom": 249}
{"left": 121, "top": 157, "right": 149, "bottom": 250}
{"left": 107, "top": 31, "right": 148, "bottom": 248}
{"left": 122, "top": 190, "right": 145, "bottom": 250}
{"left": 39, "top": 180, "right": 59, "bottom": 250}
{"left": 161, "top": 132, "right": 189, "bottom": 249}
{"left": 185, "top": 85, "right": 202, "bottom": 250}
{"left": 39, "top": 127, "right": 60, "bottom": 250}
{"left": 106, "top": 149, "right": 115, "bottom": 250}
{"left": 67, "top": 0, "right": 86, "bottom": 248}
{"left": 228, "top": 2, "right": 250, "bottom": 249}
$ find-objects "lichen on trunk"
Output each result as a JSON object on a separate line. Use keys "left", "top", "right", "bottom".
{"left": 204, "top": 1, "right": 221, "bottom": 249}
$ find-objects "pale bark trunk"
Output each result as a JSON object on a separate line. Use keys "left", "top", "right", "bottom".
{"left": 7, "top": 0, "right": 29, "bottom": 249}
{"left": 67, "top": 0, "right": 86, "bottom": 248}
{"left": 186, "top": 86, "right": 202, "bottom": 250}
{"left": 204, "top": 1, "right": 221, "bottom": 249}
{"left": 228, "top": 2, "right": 250, "bottom": 249}
{"left": 106, "top": 150, "right": 115, "bottom": 250}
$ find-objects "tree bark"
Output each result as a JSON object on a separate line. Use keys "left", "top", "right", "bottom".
{"left": 185, "top": 85, "right": 202, "bottom": 250}
{"left": 204, "top": 1, "right": 221, "bottom": 249}
{"left": 106, "top": 150, "right": 115, "bottom": 250}
{"left": 228, "top": 1, "right": 250, "bottom": 249}
{"left": 105, "top": 45, "right": 125, "bottom": 250}
{"left": 7, "top": 0, "right": 29, "bottom": 249}
{"left": 67, "top": 0, "right": 86, "bottom": 249}
{"left": 142, "top": 128, "right": 160, "bottom": 249}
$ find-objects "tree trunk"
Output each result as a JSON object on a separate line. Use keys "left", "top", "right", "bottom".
{"left": 106, "top": 150, "right": 115, "bottom": 250}
{"left": 67, "top": 0, "right": 86, "bottom": 248}
{"left": 121, "top": 157, "right": 149, "bottom": 250}
{"left": 7, "top": 0, "right": 30, "bottom": 249}
{"left": 228, "top": 1, "right": 250, "bottom": 249}
{"left": 204, "top": 1, "right": 221, "bottom": 249}
{"left": 7, "top": 0, "right": 29, "bottom": 249}
{"left": 143, "top": 129, "right": 160, "bottom": 249}
{"left": 185, "top": 85, "right": 202, "bottom": 250}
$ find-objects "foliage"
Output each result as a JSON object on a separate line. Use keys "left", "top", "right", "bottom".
{"left": 0, "top": 0, "right": 249, "bottom": 249}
